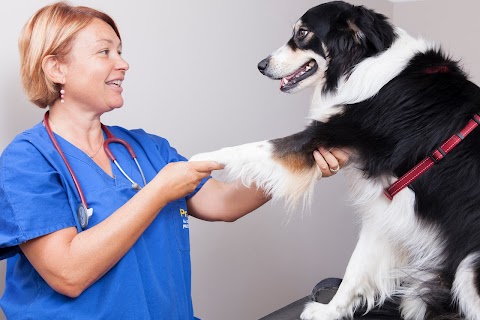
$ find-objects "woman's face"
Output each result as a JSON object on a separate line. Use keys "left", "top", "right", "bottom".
{"left": 62, "top": 18, "right": 129, "bottom": 114}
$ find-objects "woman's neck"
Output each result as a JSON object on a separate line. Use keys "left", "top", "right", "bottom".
{"left": 48, "top": 103, "right": 104, "bottom": 158}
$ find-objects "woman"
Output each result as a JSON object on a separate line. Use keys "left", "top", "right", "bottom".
{"left": 0, "top": 2, "right": 348, "bottom": 319}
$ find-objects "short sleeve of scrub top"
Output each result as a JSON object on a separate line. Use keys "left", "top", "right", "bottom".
{"left": 0, "top": 135, "right": 77, "bottom": 259}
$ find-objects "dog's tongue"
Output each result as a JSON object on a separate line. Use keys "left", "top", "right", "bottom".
{"left": 280, "top": 67, "right": 305, "bottom": 88}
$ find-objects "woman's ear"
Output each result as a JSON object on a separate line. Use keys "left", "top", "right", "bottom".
{"left": 42, "top": 55, "right": 67, "bottom": 84}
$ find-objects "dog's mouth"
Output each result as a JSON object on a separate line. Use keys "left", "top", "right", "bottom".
{"left": 280, "top": 60, "right": 318, "bottom": 92}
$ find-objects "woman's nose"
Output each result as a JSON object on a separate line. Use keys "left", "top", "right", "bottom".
{"left": 116, "top": 56, "right": 129, "bottom": 71}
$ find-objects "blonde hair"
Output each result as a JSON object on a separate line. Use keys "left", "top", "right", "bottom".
{"left": 18, "top": 2, "right": 121, "bottom": 108}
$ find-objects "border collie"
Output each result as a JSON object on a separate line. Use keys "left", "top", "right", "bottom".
{"left": 191, "top": 1, "right": 480, "bottom": 319}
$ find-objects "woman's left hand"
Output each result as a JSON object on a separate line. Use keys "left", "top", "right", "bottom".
{"left": 313, "top": 147, "right": 350, "bottom": 178}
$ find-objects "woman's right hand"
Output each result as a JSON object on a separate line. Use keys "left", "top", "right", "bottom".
{"left": 153, "top": 161, "right": 224, "bottom": 203}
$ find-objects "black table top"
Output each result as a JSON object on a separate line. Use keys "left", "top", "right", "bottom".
{"left": 259, "top": 278, "right": 403, "bottom": 320}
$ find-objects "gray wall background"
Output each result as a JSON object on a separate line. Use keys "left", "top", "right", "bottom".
{"left": 0, "top": 1, "right": 478, "bottom": 319}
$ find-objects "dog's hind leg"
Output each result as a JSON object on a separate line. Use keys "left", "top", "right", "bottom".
{"left": 301, "top": 222, "right": 400, "bottom": 320}
{"left": 452, "top": 253, "right": 480, "bottom": 319}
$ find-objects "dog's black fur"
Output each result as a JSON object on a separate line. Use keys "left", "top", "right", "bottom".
{"left": 299, "top": 1, "right": 397, "bottom": 92}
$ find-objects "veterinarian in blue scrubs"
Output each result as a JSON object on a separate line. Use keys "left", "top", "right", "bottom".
{"left": 0, "top": 3, "right": 348, "bottom": 320}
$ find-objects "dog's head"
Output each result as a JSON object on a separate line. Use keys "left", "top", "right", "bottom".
{"left": 258, "top": 1, "right": 396, "bottom": 94}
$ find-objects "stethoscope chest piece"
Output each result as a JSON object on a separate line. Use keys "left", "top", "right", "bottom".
{"left": 77, "top": 203, "right": 94, "bottom": 229}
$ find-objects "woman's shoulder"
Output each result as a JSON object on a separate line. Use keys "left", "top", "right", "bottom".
{"left": 105, "top": 125, "right": 172, "bottom": 148}
{"left": 105, "top": 125, "right": 185, "bottom": 162}
{"left": 1, "top": 122, "right": 50, "bottom": 158}
{"left": 6, "top": 122, "right": 47, "bottom": 141}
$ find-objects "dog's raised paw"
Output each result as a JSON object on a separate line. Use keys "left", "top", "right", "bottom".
{"left": 189, "top": 152, "right": 217, "bottom": 163}
{"left": 189, "top": 142, "right": 268, "bottom": 167}
{"left": 189, "top": 149, "right": 231, "bottom": 165}
{"left": 300, "top": 301, "right": 342, "bottom": 320}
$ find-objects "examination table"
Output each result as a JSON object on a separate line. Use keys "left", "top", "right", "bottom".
{"left": 259, "top": 278, "right": 403, "bottom": 320}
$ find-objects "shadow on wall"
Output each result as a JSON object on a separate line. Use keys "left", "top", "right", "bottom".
{"left": 0, "top": 68, "right": 44, "bottom": 151}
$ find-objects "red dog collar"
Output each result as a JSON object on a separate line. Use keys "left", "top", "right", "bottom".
{"left": 385, "top": 114, "right": 480, "bottom": 200}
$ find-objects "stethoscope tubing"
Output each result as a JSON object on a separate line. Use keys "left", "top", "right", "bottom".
{"left": 101, "top": 125, "right": 147, "bottom": 188}
{"left": 43, "top": 111, "right": 147, "bottom": 228}
{"left": 44, "top": 111, "right": 88, "bottom": 209}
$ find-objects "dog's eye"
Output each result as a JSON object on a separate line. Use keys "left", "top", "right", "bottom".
{"left": 298, "top": 29, "right": 309, "bottom": 39}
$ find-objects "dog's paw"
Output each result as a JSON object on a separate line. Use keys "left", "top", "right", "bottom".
{"left": 300, "top": 302, "right": 343, "bottom": 320}
{"left": 190, "top": 141, "right": 270, "bottom": 168}
{"left": 190, "top": 148, "right": 233, "bottom": 165}
{"left": 189, "top": 152, "right": 214, "bottom": 162}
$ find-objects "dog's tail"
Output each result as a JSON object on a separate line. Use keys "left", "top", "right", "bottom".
{"left": 420, "top": 281, "right": 462, "bottom": 320}
{"left": 399, "top": 272, "right": 463, "bottom": 319}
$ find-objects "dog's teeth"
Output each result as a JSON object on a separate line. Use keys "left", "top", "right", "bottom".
{"left": 306, "top": 65, "right": 311, "bottom": 71}
{"left": 309, "top": 61, "right": 315, "bottom": 67}
{"left": 284, "top": 78, "right": 289, "bottom": 84}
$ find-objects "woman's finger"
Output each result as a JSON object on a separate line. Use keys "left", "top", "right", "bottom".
{"left": 330, "top": 148, "right": 350, "bottom": 167}
{"left": 189, "top": 161, "right": 225, "bottom": 172}
{"left": 319, "top": 147, "right": 340, "bottom": 174}
{"left": 314, "top": 149, "right": 335, "bottom": 177}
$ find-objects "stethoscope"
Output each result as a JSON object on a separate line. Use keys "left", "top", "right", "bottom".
{"left": 43, "top": 111, "right": 147, "bottom": 229}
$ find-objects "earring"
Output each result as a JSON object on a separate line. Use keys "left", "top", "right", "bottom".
{"left": 60, "top": 87, "right": 65, "bottom": 103}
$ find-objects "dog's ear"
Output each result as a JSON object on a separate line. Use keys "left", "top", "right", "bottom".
{"left": 333, "top": 5, "right": 395, "bottom": 55}
{"left": 322, "top": 5, "right": 396, "bottom": 92}
{"left": 355, "top": 6, "right": 395, "bottom": 53}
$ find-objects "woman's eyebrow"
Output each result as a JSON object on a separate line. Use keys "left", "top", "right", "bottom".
{"left": 96, "top": 38, "right": 113, "bottom": 44}
{"left": 96, "top": 38, "right": 122, "bottom": 48}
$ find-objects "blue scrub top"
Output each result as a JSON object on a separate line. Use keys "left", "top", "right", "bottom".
{"left": 0, "top": 122, "right": 208, "bottom": 319}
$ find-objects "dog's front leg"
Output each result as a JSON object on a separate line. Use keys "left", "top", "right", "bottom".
{"left": 301, "top": 222, "right": 400, "bottom": 320}
{"left": 190, "top": 130, "right": 321, "bottom": 208}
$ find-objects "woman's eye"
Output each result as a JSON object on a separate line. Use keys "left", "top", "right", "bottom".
{"left": 100, "top": 49, "right": 110, "bottom": 55}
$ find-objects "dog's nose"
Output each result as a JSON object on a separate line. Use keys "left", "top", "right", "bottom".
{"left": 257, "top": 57, "right": 269, "bottom": 74}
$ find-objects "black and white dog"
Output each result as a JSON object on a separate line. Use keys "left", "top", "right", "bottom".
{"left": 191, "top": 1, "right": 480, "bottom": 319}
